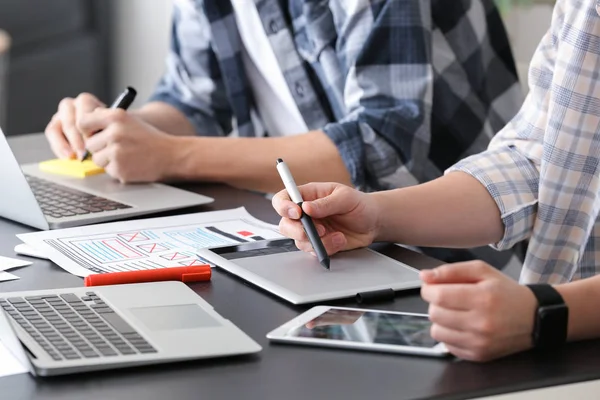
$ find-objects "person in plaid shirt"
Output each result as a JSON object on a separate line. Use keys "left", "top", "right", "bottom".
{"left": 44, "top": 0, "right": 520, "bottom": 194}
{"left": 273, "top": 0, "right": 600, "bottom": 362}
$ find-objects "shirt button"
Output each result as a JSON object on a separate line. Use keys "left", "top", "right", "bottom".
{"left": 295, "top": 83, "right": 305, "bottom": 98}
{"left": 269, "top": 20, "right": 279, "bottom": 34}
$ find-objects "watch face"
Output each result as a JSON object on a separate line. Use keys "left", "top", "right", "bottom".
{"left": 537, "top": 304, "right": 569, "bottom": 347}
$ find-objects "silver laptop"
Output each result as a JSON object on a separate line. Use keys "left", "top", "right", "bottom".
{"left": 0, "top": 129, "right": 214, "bottom": 230}
{"left": 0, "top": 281, "right": 261, "bottom": 376}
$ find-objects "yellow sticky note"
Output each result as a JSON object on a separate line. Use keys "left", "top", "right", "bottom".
{"left": 38, "top": 159, "right": 105, "bottom": 178}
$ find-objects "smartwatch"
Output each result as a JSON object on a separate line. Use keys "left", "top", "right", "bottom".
{"left": 526, "top": 284, "right": 569, "bottom": 349}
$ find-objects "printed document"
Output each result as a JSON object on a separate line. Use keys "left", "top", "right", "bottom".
{"left": 18, "top": 208, "right": 281, "bottom": 277}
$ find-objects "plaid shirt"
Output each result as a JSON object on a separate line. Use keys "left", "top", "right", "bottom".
{"left": 151, "top": 0, "right": 522, "bottom": 192}
{"left": 449, "top": 0, "right": 600, "bottom": 284}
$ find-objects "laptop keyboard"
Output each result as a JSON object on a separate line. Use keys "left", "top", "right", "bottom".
{"left": 26, "top": 175, "right": 131, "bottom": 219}
{"left": 0, "top": 292, "right": 156, "bottom": 361}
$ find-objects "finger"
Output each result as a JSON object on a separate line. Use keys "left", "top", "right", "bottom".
{"left": 91, "top": 146, "right": 111, "bottom": 169}
{"left": 302, "top": 185, "right": 357, "bottom": 219}
{"left": 420, "top": 261, "right": 499, "bottom": 284}
{"left": 430, "top": 323, "right": 475, "bottom": 350}
{"left": 272, "top": 190, "right": 302, "bottom": 219}
{"left": 294, "top": 232, "right": 347, "bottom": 256}
{"left": 444, "top": 344, "right": 476, "bottom": 361}
{"left": 427, "top": 304, "right": 472, "bottom": 331}
{"left": 85, "top": 129, "right": 111, "bottom": 154}
{"left": 44, "top": 114, "right": 74, "bottom": 158}
{"left": 295, "top": 182, "right": 341, "bottom": 202}
{"left": 74, "top": 93, "right": 105, "bottom": 136}
{"left": 421, "top": 283, "right": 479, "bottom": 311}
{"left": 57, "top": 98, "right": 86, "bottom": 156}
{"left": 78, "top": 108, "right": 127, "bottom": 136}
{"left": 278, "top": 218, "right": 326, "bottom": 241}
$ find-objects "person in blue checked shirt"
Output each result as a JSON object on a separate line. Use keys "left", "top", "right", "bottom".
{"left": 45, "top": 0, "right": 521, "bottom": 195}
{"left": 273, "top": 0, "right": 600, "bottom": 362}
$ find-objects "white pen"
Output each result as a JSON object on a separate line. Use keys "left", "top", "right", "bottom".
{"left": 276, "top": 158, "right": 330, "bottom": 269}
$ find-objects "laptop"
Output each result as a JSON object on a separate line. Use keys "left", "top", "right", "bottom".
{"left": 0, "top": 281, "right": 261, "bottom": 376}
{"left": 0, "top": 129, "right": 214, "bottom": 230}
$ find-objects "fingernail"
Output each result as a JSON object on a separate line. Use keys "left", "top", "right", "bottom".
{"left": 420, "top": 270, "right": 437, "bottom": 280}
{"left": 316, "top": 225, "right": 326, "bottom": 236}
{"left": 332, "top": 234, "right": 345, "bottom": 247}
{"left": 287, "top": 207, "right": 300, "bottom": 219}
{"left": 62, "top": 149, "right": 74, "bottom": 159}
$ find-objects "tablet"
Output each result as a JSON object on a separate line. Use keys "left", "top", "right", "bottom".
{"left": 197, "top": 239, "right": 421, "bottom": 304}
{"left": 267, "top": 306, "right": 448, "bottom": 357}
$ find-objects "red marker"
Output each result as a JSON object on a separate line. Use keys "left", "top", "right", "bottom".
{"left": 84, "top": 265, "right": 212, "bottom": 287}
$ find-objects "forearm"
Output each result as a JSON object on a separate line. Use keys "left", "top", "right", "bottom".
{"left": 166, "top": 131, "right": 352, "bottom": 192}
{"left": 372, "top": 172, "right": 504, "bottom": 248}
{"left": 132, "top": 102, "right": 196, "bottom": 136}
{"left": 555, "top": 276, "right": 600, "bottom": 342}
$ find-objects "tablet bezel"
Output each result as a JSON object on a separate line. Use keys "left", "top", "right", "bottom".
{"left": 266, "top": 305, "right": 449, "bottom": 357}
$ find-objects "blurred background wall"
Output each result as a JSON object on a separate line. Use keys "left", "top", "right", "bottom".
{"left": 0, "top": 0, "right": 554, "bottom": 136}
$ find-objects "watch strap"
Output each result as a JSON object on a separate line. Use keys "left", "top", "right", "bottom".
{"left": 526, "top": 284, "right": 565, "bottom": 306}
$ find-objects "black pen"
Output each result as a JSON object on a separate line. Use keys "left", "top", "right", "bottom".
{"left": 80, "top": 86, "right": 137, "bottom": 161}
{"left": 276, "top": 158, "right": 330, "bottom": 270}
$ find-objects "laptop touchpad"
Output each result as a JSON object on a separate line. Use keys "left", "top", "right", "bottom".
{"left": 130, "top": 304, "right": 221, "bottom": 331}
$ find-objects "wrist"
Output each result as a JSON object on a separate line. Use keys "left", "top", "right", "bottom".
{"left": 371, "top": 190, "right": 398, "bottom": 243}
{"left": 160, "top": 135, "right": 195, "bottom": 181}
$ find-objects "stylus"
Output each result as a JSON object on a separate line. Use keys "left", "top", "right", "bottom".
{"left": 276, "top": 158, "right": 330, "bottom": 270}
{"left": 79, "top": 86, "right": 138, "bottom": 161}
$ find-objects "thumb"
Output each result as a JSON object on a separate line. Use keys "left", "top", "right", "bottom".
{"left": 420, "top": 261, "right": 497, "bottom": 284}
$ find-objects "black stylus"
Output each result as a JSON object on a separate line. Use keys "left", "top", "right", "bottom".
{"left": 276, "top": 158, "right": 330, "bottom": 270}
{"left": 79, "top": 86, "right": 137, "bottom": 161}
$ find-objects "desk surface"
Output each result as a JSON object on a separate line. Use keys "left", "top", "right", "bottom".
{"left": 2, "top": 134, "right": 600, "bottom": 400}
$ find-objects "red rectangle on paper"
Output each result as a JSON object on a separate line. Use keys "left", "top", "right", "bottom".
{"left": 237, "top": 231, "right": 254, "bottom": 237}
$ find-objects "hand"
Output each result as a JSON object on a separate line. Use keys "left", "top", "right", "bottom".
{"left": 272, "top": 183, "right": 380, "bottom": 255}
{"left": 420, "top": 261, "right": 537, "bottom": 362}
{"left": 44, "top": 93, "right": 106, "bottom": 159}
{"left": 78, "top": 108, "right": 178, "bottom": 183}
{"left": 305, "top": 310, "right": 364, "bottom": 329}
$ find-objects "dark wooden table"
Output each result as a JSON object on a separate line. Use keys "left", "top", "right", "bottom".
{"left": 2, "top": 134, "right": 600, "bottom": 400}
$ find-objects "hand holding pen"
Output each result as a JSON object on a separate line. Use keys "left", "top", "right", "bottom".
{"left": 80, "top": 87, "right": 137, "bottom": 161}
{"left": 272, "top": 180, "right": 380, "bottom": 259}
{"left": 44, "top": 87, "right": 137, "bottom": 161}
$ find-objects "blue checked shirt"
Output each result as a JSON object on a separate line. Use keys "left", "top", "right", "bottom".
{"left": 151, "top": 0, "right": 522, "bottom": 192}
{"left": 449, "top": 0, "right": 600, "bottom": 284}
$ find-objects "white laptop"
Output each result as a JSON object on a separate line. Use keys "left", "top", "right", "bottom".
{"left": 0, "top": 281, "right": 261, "bottom": 376}
{"left": 0, "top": 128, "right": 214, "bottom": 230}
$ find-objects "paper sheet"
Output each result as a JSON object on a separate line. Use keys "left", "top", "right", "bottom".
{"left": 0, "top": 340, "right": 28, "bottom": 377}
{"left": 0, "top": 256, "right": 32, "bottom": 271}
{"left": 0, "top": 272, "right": 19, "bottom": 282}
{"left": 14, "top": 244, "right": 49, "bottom": 260}
{"left": 18, "top": 207, "right": 282, "bottom": 277}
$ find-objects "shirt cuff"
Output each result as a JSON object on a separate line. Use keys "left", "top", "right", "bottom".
{"left": 323, "top": 121, "right": 367, "bottom": 190}
{"left": 149, "top": 91, "right": 225, "bottom": 137}
{"left": 446, "top": 147, "right": 540, "bottom": 251}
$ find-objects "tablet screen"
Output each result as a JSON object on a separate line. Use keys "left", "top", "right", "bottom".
{"left": 286, "top": 309, "right": 438, "bottom": 348}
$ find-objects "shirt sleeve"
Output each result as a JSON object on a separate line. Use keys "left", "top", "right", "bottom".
{"left": 448, "top": 0, "right": 600, "bottom": 284}
{"left": 322, "top": 0, "right": 433, "bottom": 191}
{"left": 149, "top": 0, "right": 233, "bottom": 136}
